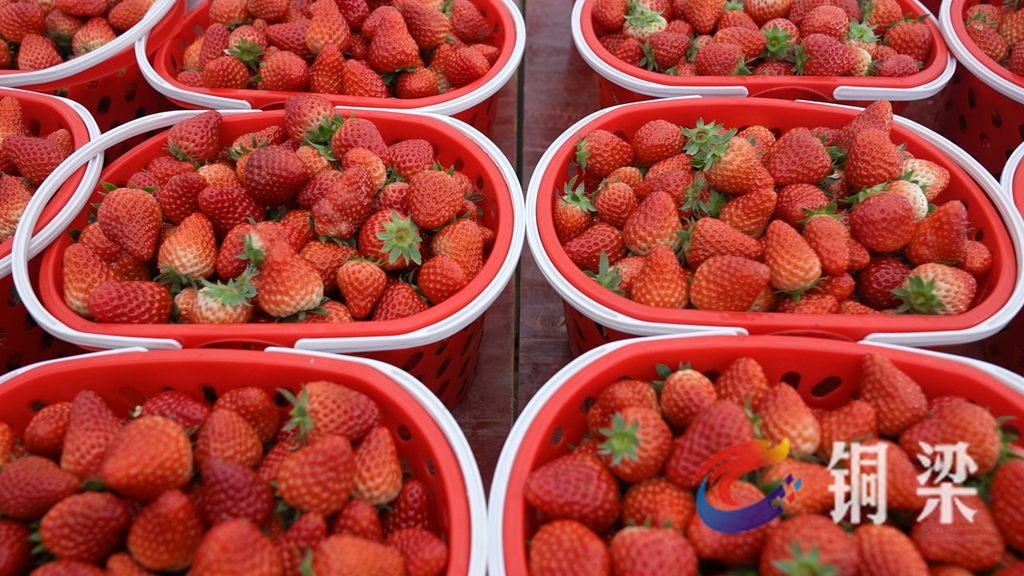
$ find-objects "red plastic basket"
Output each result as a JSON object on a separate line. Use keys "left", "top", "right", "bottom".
{"left": 0, "top": 347, "right": 487, "bottom": 575}
{"left": 573, "top": 0, "right": 954, "bottom": 108}
{"left": 935, "top": 0, "right": 1024, "bottom": 176}
{"left": 487, "top": 333, "right": 1024, "bottom": 576}
{"left": 137, "top": 0, "right": 525, "bottom": 137}
{"left": 12, "top": 108, "right": 523, "bottom": 408}
{"left": 526, "top": 97, "right": 1024, "bottom": 355}
{"left": 0, "top": 0, "right": 182, "bottom": 143}
{"left": 0, "top": 88, "right": 103, "bottom": 375}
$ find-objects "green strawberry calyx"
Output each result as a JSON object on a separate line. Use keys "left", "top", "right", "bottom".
{"left": 598, "top": 412, "right": 642, "bottom": 466}
{"left": 376, "top": 210, "right": 423, "bottom": 266}
{"left": 562, "top": 175, "right": 596, "bottom": 212}
{"left": 892, "top": 274, "right": 945, "bottom": 314}
{"left": 585, "top": 251, "right": 624, "bottom": 296}
{"left": 772, "top": 543, "right": 839, "bottom": 576}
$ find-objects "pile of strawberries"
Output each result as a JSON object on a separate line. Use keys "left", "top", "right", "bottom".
{"left": 591, "top": 0, "right": 934, "bottom": 78}
{"left": 174, "top": 0, "right": 499, "bottom": 98}
{"left": 556, "top": 100, "right": 991, "bottom": 316}
{"left": 961, "top": 1, "right": 1024, "bottom": 78}
{"left": 0, "top": 379, "right": 449, "bottom": 575}
{"left": 0, "top": 95, "right": 73, "bottom": 244}
{"left": 60, "top": 94, "right": 495, "bottom": 325}
{"left": 522, "top": 351, "right": 1024, "bottom": 575}
{"left": 0, "top": 0, "right": 154, "bottom": 71}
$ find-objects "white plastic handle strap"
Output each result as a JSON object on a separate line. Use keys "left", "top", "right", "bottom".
{"left": 569, "top": 0, "right": 748, "bottom": 99}
{"left": 0, "top": 0, "right": 178, "bottom": 87}
{"left": 0, "top": 88, "right": 103, "bottom": 279}
{"left": 1002, "top": 142, "right": 1024, "bottom": 203}
{"left": 0, "top": 346, "right": 149, "bottom": 387}
{"left": 486, "top": 331, "right": 739, "bottom": 576}
{"left": 265, "top": 347, "right": 489, "bottom": 576}
{"left": 135, "top": 32, "right": 255, "bottom": 111}
{"left": 938, "top": 0, "right": 1024, "bottom": 104}
{"left": 296, "top": 107, "right": 526, "bottom": 353}
{"left": 11, "top": 109, "right": 256, "bottom": 352}
{"left": 832, "top": 53, "right": 957, "bottom": 102}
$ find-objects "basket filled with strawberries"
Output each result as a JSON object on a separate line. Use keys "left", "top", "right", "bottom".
{"left": 0, "top": 345, "right": 487, "bottom": 575}
{"left": 571, "top": 0, "right": 955, "bottom": 108}
{"left": 526, "top": 96, "right": 1024, "bottom": 356}
{"left": 135, "top": 0, "right": 525, "bottom": 137}
{"left": 0, "top": 87, "right": 103, "bottom": 374}
{"left": 933, "top": 0, "right": 1024, "bottom": 176}
{"left": 0, "top": 0, "right": 181, "bottom": 134}
{"left": 10, "top": 96, "right": 524, "bottom": 408}
{"left": 489, "top": 332, "right": 1024, "bottom": 576}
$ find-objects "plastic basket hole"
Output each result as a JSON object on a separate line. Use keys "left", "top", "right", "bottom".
{"left": 992, "top": 108, "right": 1003, "bottom": 128}
{"left": 0, "top": 329, "right": 7, "bottom": 349}
{"left": 944, "top": 99, "right": 953, "bottom": 112}
{"left": 580, "top": 396, "right": 596, "bottom": 415}
{"left": 780, "top": 372, "right": 801, "bottom": 388}
{"left": 38, "top": 331, "right": 53, "bottom": 352}
{"left": 436, "top": 378, "right": 451, "bottom": 398}
{"left": 5, "top": 351, "right": 22, "bottom": 372}
{"left": 398, "top": 455, "right": 412, "bottom": 475}
{"left": 96, "top": 96, "right": 112, "bottom": 117}
{"left": 8, "top": 285, "right": 19, "bottom": 307}
{"left": 272, "top": 390, "right": 291, "bottom": 407}
{"left": 968, "top": 88, "right": 977, "bottom": 110}
{"left": 28, "top": 119, "right": 41, "bottom": 136}
{"left": 201, "top": 385, "right": 218, "bottom": 404}
{"left": 29, "top": 400, "right": 47, "bottom": 412}
{"left": 192, "top": 24, "right": 204, "bottom": 36}
{"left": 402, "top": 352, "right": 424, "bottom": 371}
{"left": 435, "top": 341, "right": 447, "bottom": 356}
{"left": 1019, "top": 125, "right": 1024, "bottom": 141}
{"left": 475, "top": 176, "right": 485, "bottom": 191}
{"left": 486, "top": 98, "right": 494, "bottom": 115}
{"left": 458, "top": 356, "right": 470, "bottom": 378}
{"left": 451, "top": 157, "right": 465, "bottom": 172}
{"left": 455, "top": 378, "right": 468, "bottom": 403}
{"left": 396, "top": 424, "right": 412, "bottom": 442}
{"left": 23, "top": 312, "right": 37, "bottom": 331}
{"left": 550, "top": 426, "right": 564, "bottom": 445}
{"left": 574, "top": 320, "right": 586, "bottom": 342}
{"left": 959, "top": 115, "right": 967, "bottom": 134}
{"left": 705, "top": 370, "right": 720, "bottom": 382}
{"left": 1004, "top": 423, "right": 1021, "bottom": 441}
{"left": 810, "top": 376, "right": 843, "bottom": 398}
{"left": 86, "top": 80, "right": 99, "bottom": 90}
{"left": 989, "top": 342, "right": 1001, "bottom": 357}
{"left": 135, "top": 108, "right": 147, "bottom": 120}
{"left": 974, "top": 229, "right": 983, "bottom": 241}
{"left": 124, "top": 82, "right": 137, "bottom": 102}
{"left": 425, "top": 457, "right": 437, "bottom": 476}
{"left": 596, "top": 323, "right": 609, "bottom": 340}
{"left": 170, "top": 54, "right": 179, "bottom": 68}
{"left": 118, "top": 387, "right": 148, "bottom": 409}
{"left": 468, "top": 114, "right": 478, "bottom": 127}
{"left": 979, "top": 132, "right": 991, "bottom": 149}
{"left": 435, "top": 357, "right": 451, "bottom": 379}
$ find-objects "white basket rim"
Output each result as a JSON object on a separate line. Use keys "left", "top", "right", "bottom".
{"left": 937, "top": 0, "right": 1024, "bottom": 104}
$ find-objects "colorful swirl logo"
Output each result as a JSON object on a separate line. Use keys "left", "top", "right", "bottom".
{"left": 694, "top": 438, "right": 801, "bottom": 534}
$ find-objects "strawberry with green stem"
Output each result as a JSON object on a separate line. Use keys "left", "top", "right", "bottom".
{"left": 893, "top": 263, "right": 977, "bottom": 315}
{"left": 190, "top": 269, "right": 258, "bottom": 325}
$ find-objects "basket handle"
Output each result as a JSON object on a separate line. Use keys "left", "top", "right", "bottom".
{"left": 831, "top": 53, "right": 956, "bottom": 102}
{"left": 10, "top": 110, "right": 255, "bottom": 352}
{"left": 135, "top": 33, "right": 255, "bottom": 111}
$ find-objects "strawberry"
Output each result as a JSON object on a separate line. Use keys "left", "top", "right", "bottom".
{"left": 24, "top": 402, "right": 72, "bottom": 459}
{"left": 0, "top": 456, "right": 80, "bottom": 520}
{"left": 611, "top": 526, "right": 697, "bottom": 576}
{"left": 371, "top": 281, "right": 429, "bottom": 320}
{"left": 194, "top": 408, "right": 263, "bottom": 470}
{"left": 886, "top": 16, "right": 932, "bottom": 62}
{"left": 959, "top": 240, "right": 993, "bottom": 278}
{"left": 139, "top": 391, "right": 208, "bottom": 432}
{"left": 29, "top": 560, "right": 107, "bottom": 575}
{"left": 39, "top": 492, "right": 130, "bottom": 563}
{"left": 155, "top": 213, "right": 217, "bottom": 284}
{"left": 621, "top": 475, "right": 695, "bottom": 530}
{"left": 816, "top": 399, "right": 876, "bottom": 460}
{"left": 395, "top": 66, "right": 440, "bottom": 98}
{"left": 630, "top": 244, "right": 689, "bottom": 308}
{"left": 689, "top": 255, "right": 769, "bottom": 311}
{"left": 792, "top": 33, "right": 854, "bottom": 75}
{"left": 593, "top": 0, "right": 628, "bottom": 30}
{"left": 96, "top": 187, "right": 162, "bottom": 263}
{"left": 621, "top": 191, "right": 683, "bottom": 255}
{"left": 802, "top": 212, "right": 850, "bottom": 275}
{"left": 845, "top": 128, "right": 904, "bottom": 191}
{"left": 858, "top": 352, "right": 927, "bottom": 436}
{"left": 313, "top": 534, "right": 406, "bottom": 576}
{"left": 576, "top": 129, "right": 635, "bottom": 178}
{"left": 800, "top": 5, "right": 848, "bottom": 39}
{"left": 276, "top": 513, "right": 328, "bottom": 576}
{"left": 715, "top": 356, "right": 769, "bottom": 408}
{"left": 308, "top": 43, "right": 346, "bottom": 94}
{"left": 191, "top": 519, "right": 282, "bottom": 576}
{"left": 341, "top": 58, "right": 390, "bottom": 97}
{"left": 591, "top": 181, "right": 635, "bottom": 229}
{"left": 197, "top": 185, "right": 265, "bottom": 238}
{"left": 776, "top": 292, "right": 839, "bottom": 312}
{"left": 259, "top": 49, "right": 309, "bottom": 91}
{"left": 528, "top": 520, "right": 610, "bottom": 576}
{"left": 718, "top": 186, "right": 776, "bottom": 237}
{"left": 883, "top": 178, "right": 928, "bottom": 222}
{"left": 760, "top": 459, "right": 834, "bottom": 515}
{"left": 97, "top": 415, "right": 191, "bottom": 503}
{"left": 524, "top": 451, "right": 621, "bottom": 532}
{"left": 586, "top": 379, "right": 660, "bottom": 435}
{"left": 764, "top": 219, "right": 821, "bottom": 292}
{"left": 676, "top": 0, "right": 725, "bottom": 33}
{"left": 755, "top": 383, "right": 821, "bottom": 456}
{"left": 634, "top": 168, "right": 693, "bottom": 203}
{"left": 683, "top": 217, "right": 762, "bottom": 268}
{"left": 167, "top": 110, "right": 221, "bottom": 165}
{"left": 597, "top": 406, "right": 672, "bottom": 483}
{"left": 309, "top": 167, "right": 373, "bottom": 240}
{"left": 894, "top": 263, "right": 977, "bottom": 315}
{"left": 773, "top": 183, "right": 828, "bottom": 228}
{"left": 849, "top": 191, "right": 915, "bottom": 253}
{"left": 857, "top": 438, "right": 927, "bottom": 512}
{"left": 336, "top": 260, "right": 387, "bottom": 319}
{"left": 911, "top": 494, "right": 1003, "bottom": 572}
{"left": 407, "top": 169, "right": 464, "bottom": 230}
{"left": 966, "top": 19, "right": 1008, "bottom": 61}
{"left": 62, "top": 244, "right": 120, "bottom": 318}
{"left": 332, "top": 499, "right": 383, "bottom": 540}
{"left": 381, "top": 479, "right": 438, "bottom": 537}
{"left": 835, "top": 99, "right": 892, "bottom": 152}
{"left": 1009, "top": 41, "right": 1024, "bottom": 76}
{"left": 760, "top": 515, "right": 858, "bottom": 576}
{"left": 278, "top": 435, "right": 355, "bottom": 515}
{"left": 746, "top": 0, "right": 793, "bottom": 25}
{"left": 764, "top": 127, "right": 832, "bottom": 186}
{"left": 446, "top": 46, "right": 492, "bottom": 87}
{"left": 300, "top": 239, "right": 358, "bottom": 293}
{"left": 61, "top": 390, "right": 121, "bottom": 481}
{"left": 659, "top": 367, "right": 716, "bottom": 429}
{"left": 632, "top": 119, "right": 684, "bottom": 167}
{"left": 857, "top": 256, "right": 909, "bottom": 310}
{"left": 430, "top": 218, "right": 485, "bottom": 278}
{"left": 712, "top": 26, "right": 766, "bottom": 59}
{"left": 190, "top": 274, "right": 257, "bottom": 324}
{"left": 255, "top": 241, "right": 324, "bottom": 318}
{"left": 855, "top": 525, "right": 928, "bottom": 576}
{"left": 900, "top": 396, "right": 1001, "bottom": 475}
{"left": 693, "top": 41, "right": 749, "bottom": 74}
{"left": 877, "top": 54, "right": 919, "bottom": 77}
{"left": 352, "top": 426, "right": 402, "bottom": 505}
{"left": 906, "top": 200, "right": 967, "bottom": 266}
{"left": 991, "top": 458, "right": 1024, "bottom": 550}
{"left": 283, "top": 380, "right": 381, "bottom": 444}
{"left": 155, "top": 173, "right": 202, "bottom": 225}
{"left": 664, "top": 400, "right": 755, "bottom": 489}
{"left": 16, "top": 34, "right": 62, "bottom": 71}
{"left": 0, "top": 3, "right": 45, "bottom": 44}
{"left": 0, "top": 176, "right": 31, "bottom": 244}
{"left": 245, "top": 145, "right": 310, "bottom": 206}
{"left": 3, "top": 135, "right": 65, "bottom": 187}
{"left": 213, "top": 387, "right": 279, "bottom": 443}
{"left": 644, "top": 30, "right": 691, "bottom": 70}
{"left": 686, "top": 480, "right": 776, "bottom": 566}
{"left": 0, "top": 521, "right": 31, "bottom": 576}
{"left": 701, "top": 134, "right": 773, "bottom": 195}
{"left": 367, "top": 17, "right": 422, "bottom": 73}
{"left": 198, "top": 457, "right": 274, "bottom": 527}
{"left": 305, "top": 0, "right": 351, "bottom": 55}
{"left": 385, "top": 528, "right": 447, "bottom": 576}
{"left": 418, "top": 254, "right": 468, "bottom": 304}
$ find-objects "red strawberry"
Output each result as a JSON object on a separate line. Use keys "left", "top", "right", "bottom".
{"left": 367, "top": 17, "right": 422, "bottom": 73}
{"left": 257, "top": 241, "right": 324, "bottom": 318}
{"left": 0, "top": 176, "right": 31, "bottom": 243}
{"left": 760, "top": 515, "right": 858, "bottom": 576}
{"left": 858, "top": 353, "right": 927, "bottom": 436}
{"left": 194, "top": 408, "right": 263, "bottom": 470}
{"left": 800, "top": 5, "right": 848, "bottom": 39}
{"left": 632, "top": 119, "right": 684, "bottom": 167}
{"left": 593, "top": 181, "right": 638, "bottom": 230}
{"left": 407, "top": 169, "right": 464, "bottom": 230}
{"left": 597, "top": 406, "right": 673, "bottom": 483}
{"left": 900, "top": 396, "right": 1001, "bottom": 474}
{"left": 342, "top": 58, "right": 390, "bottom": 97}
{"left": 167, "top": 110, "right": 221, "bottom": 165}
{"left": 793, "top": 33, "right": 854, "bottom": 75}
{"left": 40, "top": 491, "right": 130, "bottom": 563}
{"left": 418, "top": 254, "right": 469, "bottom": 305}
{"left": 630, "top": 244, "right": 689, "bottom": 308}
{"left": 385, "top": 528, "right": 447, "bottom": 576}
{"left": 718, "top": 186, "right": 776, "bottom": 237}
{"left": 191, "top": 519, "right": 282, "bottom": 576}
{"left": 0, "top": 456, "right": 80, "bottom": 519}
{"left": 911, "top": 494, "right": 1003, "bottom": 572}
{"left": 611, "top": 526, "right": 697, "bottom": 576}
{"left": 139, "top": 391, "right": 208, "bottom": 432}
{"left": 816, "top": 399, "right": 876, "bottom": 460}
{"left": 371, "top": 281, "right": 429, "bottom": 320}
{"left": 683, "top": 217, "right": 762, "bottom": 268}
{"left": 259, "top": 49, "right": 309, "bottom": 91}
{"left": 845, "top": 128, "right": 904, "bottom": 191}
{"left": 621, "top": 191, "right": 683, "bottom": 255}
{"left": 96, "top": 187, "right": 162, "bottom": 262}
{"left": 312, "top": 534, "right": 406, "bottom": 576}
{"left": 857, "top": 439, "right": 927, "bottom": 512}
{"left": 305, "top": 0, "right": 351, "bottom": 55}
{"left": 803, "top": 212, "right": 850, "bottom": 275}
{"left": 332, "top": 499, "right": 383, "bottom": 540}
{"left": 381, "top": 479, "right": 438, "bottom": 537}
{"left": 764, "top": 127, "right": 832, "bottom": 186}
{"left": 0, "top": 520, "right": 31, "bottom": 575}
{"left": 311, "top": 166, "right": 374, "bottom": 239}
{"left": 430, "top": 218, "right": 485, "bottom": 279}
{"left": 756, "top": 383, "right": 821, "bottom": 456}
{"left": 586, "top": 379, "right": 660, "bottom": 435}
{"left": 857, "top": 256, "right": 909, "bottom": 310}
{"left": 336, "top": 260, "right": 387, "bottom": 319}
{"left": 283, "top": 380, "right": 381, "bottom": 444}
{"left": 62, "top": 243, "right": 119, "bottom": 318}
{"left": 966, "top": 19, "right": 1009, "bottom": 61}
{"left": 886, "top": 17, "right": 932, "bottom": 62}
{"left": 244, "top": 145, "right": 310, "bottom": 206}
{"left": 659, "top": 367, "right": 716, "bottom": 429}
{"left": 278, "top": 512, "right": 327, "bottom": 576}
{"left": 199, "top": 458, "right": 274, "bottom": 526}
{"left": 3, "top": 135, "right": 65, "bottom": 186}
{"left": 352, "top": 426, "right": 402, "bottom": 505}
{"left": 576, "top": 129, "right": 635, "bottom": 178}
{"left": 906, "top": 200, "right": 967, "bottom": 266}
{"left": 676, "top": 0, "right": 725, "bottom": 33}
{"left": 278, "top": 435, "right": 355, "bottom": 515}
{"left": 308, "top": 43, "right": 346, "bottom": 94}
{"left": 621, "top": 475, "right": 695, "bottom": 530}
{"left": 991, "top": 458, "right": 1024, "bottom": 550}
{"left": 524, "top": 451, "right": 621, "bottom": 532}
{"left": 199, "top": 186, "right": 266, "bottom": 238}
{"left": 849, "top": 191, "right": 915, "bottom": 253}
{"left": 0, "top": 3, "right": 45, "bottom": 43}
{"left": 760, "top": 459, "right": 834, "bottom": 515}
{"left": 528, "top": 520, "right": 609, "bottom": 576}
{"left": 446, "top": 46, "right": 491, "bottom": 87}
{"left": 158, "top": 172, "right": 205, "bottom": 224}
{"left": 855, "top": 525, "right": 928, "bottom": 576}
{"left": 877, "top": 53, "right": 919, "bottom": 77}
{"left": 664, "top": 400, "right": 755, "bottom": 489}
{"left": 686, "top": 480, "right": 776, "bottom": 566}
{"left": 774, "top": 183, "right": 828, "bottom": 228}
{"left": 715, "top": 356, "right": 769, "bottom": 407}
{"left": 634, "top": 168, "right": 693, "bottom": 203}
{"left": 213, "top": 387, "right": 279, "bottom": 444}
{"left": 747, "top": 0, "right": 793, "bottom": 25}
{"left": 126, "top": 490, "right": 205, "bottom": 572}
{"left": 395, "top": 66, "right": 440, "bottom": 98}
{"left": 764, "top": 219, "right": 821, "bottom": 292}
{"left": 29, "top": 560, "right": 107, "bottom": 575}
{"left": 23, "top": 402, "right": 73, "bottom": 459}
{"left": 702, "top": 134, "right": 774, "bottom": 195}
{"left": 61, "top": 390, "right": 121, "bottom": 481}
{"left": 693, "top": 41, "right": 749, "bottom": 75}
{"left": 449, "top": 0, "right": 492, "bottom": 42}
{"left": 894, "top": 263, "right": 977, "bottom": 315}
{"left": 16, "top": 34, "right": 62, "bottom": 71}
{"left": 689, "top": 255, "right": 770, "bottom": 311}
